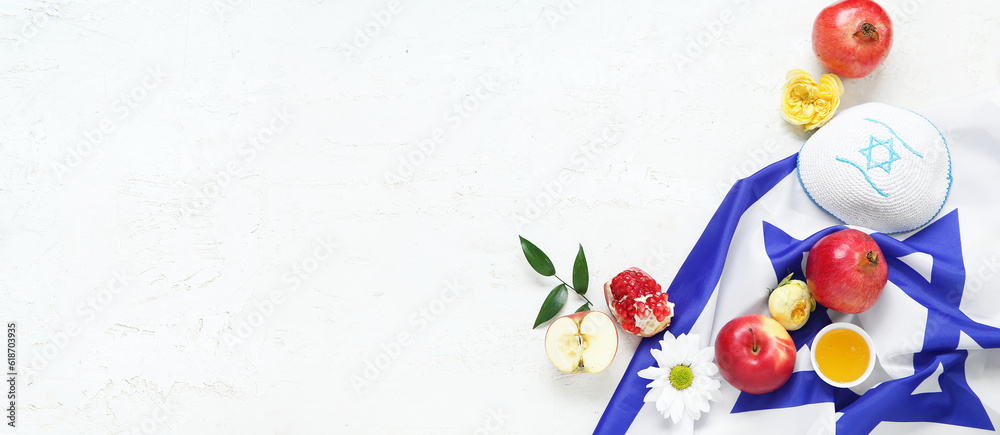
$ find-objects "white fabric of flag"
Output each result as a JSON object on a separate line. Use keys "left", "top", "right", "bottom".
{"left": 595, "top": 87, "right": 1000, "bottom": 435}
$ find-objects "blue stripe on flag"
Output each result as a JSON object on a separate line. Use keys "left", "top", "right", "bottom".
{"left": 594, "top": 154, "right": 799, "bottom": 435}
{"left": 730, "top": 371, "right": 833, "bottom": 413}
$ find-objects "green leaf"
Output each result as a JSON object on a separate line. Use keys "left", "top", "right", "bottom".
{"left": 769, "top": 272, "right": 795, "bottom": 295}
{"left": 572, "top": 244, "right": 588, "bottom": 295}
{"left": 777, "top": 272, "right": 794, "bottom": 288}
{"left": 574, "top": 302, "right": 591, "bottom": 313}
{"left": 520, "top": 236, "right": 555, "bottom": 277}
{"left": 533, "top": 284, "right": 568, "bottom": 328}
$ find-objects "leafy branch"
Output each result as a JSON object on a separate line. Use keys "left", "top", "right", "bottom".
{"left": 519, "top": 236, "right": 593, "bottom": 328}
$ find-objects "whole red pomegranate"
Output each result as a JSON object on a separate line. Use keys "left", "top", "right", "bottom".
{"left": 806, "top": 229, "right": 888, "bottom": 313}
{"left": 812, "top": 0, "right": 893, "bottom": 78}
{"left": 604, "top": 267, "right": 674, "bottom": 337}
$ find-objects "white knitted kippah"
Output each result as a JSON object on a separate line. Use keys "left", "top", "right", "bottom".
{"left": 797, "top": 102, "right": 951, "bottom": 234}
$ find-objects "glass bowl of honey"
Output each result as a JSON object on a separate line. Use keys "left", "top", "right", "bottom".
{"left": 810, "top": 322, "right": 876, "bottom": 388}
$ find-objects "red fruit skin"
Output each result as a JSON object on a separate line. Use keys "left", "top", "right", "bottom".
{"left": 812, "top": 0, "right": 893, "bottom": 78}
{"left": 715, "top": 314, "right": 796, "bottom": 395}
{"left": 806, "top": 229, "right": 889, "bottom": 313}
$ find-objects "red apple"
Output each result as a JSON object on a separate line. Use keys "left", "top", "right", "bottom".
{"left": 715, "top": 314, "right": 796, "bottom": 394}
{"left": 806, "top": 229, "right": 888, "bottom": 313}
{"left": 544, "top": 311, "right": 619, "bottom": 373}
{"left": 812, "top": 0, "right": 893, "bottom": 78}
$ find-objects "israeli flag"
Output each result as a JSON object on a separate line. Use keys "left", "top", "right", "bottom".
{"left": 596, "top": 87, "right": 1000, "bottom": 435}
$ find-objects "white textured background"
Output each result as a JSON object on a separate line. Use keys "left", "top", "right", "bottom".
{"left": 1, "top": 0, "right": 998, "bottom": 433}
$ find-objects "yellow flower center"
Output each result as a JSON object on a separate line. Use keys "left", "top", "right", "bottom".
{"left": 669, "top": 365, "right": 694, "bottom": 390}
{"left": 790, "top": 299, "right": 809, "bottom": 325}
{"left": 792, "top": 84, "right": 818, "bottom": 104}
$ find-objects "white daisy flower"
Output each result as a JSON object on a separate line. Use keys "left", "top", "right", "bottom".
{"left": 637, "top": 333, "right": 722, "bottom": 424}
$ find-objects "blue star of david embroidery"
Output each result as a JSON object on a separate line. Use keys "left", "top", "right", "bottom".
{"left": 731, "top": 210, "right": 1000, "bottom": 433}
{"left": 860, "top": 135, "right": 901, "bottom": 174}
{"left": 834, "top": 118, "right": 927, "bottom": 198}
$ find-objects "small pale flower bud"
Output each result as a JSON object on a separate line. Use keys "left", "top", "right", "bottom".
{"left": 768, "top": 280, "right": 816, "bottom": 331}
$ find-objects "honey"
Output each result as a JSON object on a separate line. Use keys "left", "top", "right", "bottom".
{"left": 815, "top": 328, "right": 870, "bottom": 383}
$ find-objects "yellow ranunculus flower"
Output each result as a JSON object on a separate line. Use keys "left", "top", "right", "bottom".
{"left": 781, "top": 69, "right": 844, "bottom": 131}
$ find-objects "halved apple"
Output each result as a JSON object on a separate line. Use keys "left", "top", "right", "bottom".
{"left": 544, "top": 311, "right": 619, "bottom": 373}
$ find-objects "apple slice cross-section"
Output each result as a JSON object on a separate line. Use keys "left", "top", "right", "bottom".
{"left": 544, "top": 311, "right": 619, "bottom": 374}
